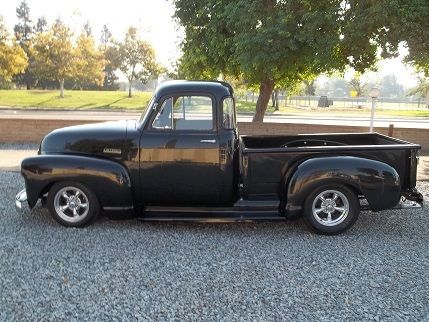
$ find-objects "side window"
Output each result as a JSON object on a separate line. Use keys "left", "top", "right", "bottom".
{"left": 222, "top": 96, "right": 235, "bottom": 129}
{"left": 152, "top": 98, "right": 172, "bottom": 129}
{"left": 152, "top": 95, "right": 213, "bottom": 131}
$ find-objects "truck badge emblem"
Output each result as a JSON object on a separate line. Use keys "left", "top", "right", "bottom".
{"left": 103, "top": 148, "right": 122, "bottom": 155}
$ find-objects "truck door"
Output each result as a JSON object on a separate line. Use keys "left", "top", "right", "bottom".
{"left": 139, "top": 94, "right": 226, "bottom": 206}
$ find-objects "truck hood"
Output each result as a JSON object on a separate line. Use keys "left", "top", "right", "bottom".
{"left": 40, "top": 120, "right": 135, "bottom": 157}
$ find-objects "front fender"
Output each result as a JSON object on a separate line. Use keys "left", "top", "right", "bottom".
{"left": 283, "top": 156, "right": 401, "bottom": 215}
{"left": 21, "top": 154, "right": 134, "bottom": 210}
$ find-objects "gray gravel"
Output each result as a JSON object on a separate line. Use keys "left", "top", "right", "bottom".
{"left": 1, "top": 171, "right": 428, "bottom": 321}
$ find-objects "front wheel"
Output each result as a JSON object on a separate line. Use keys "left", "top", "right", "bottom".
{"left": 303, "top": 184, "right": 359, "bottom": 235}
{"left": 47, "top": 181, "right": 100, "bottom": 227}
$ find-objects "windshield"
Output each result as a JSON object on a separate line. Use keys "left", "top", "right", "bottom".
{"left": 138, "top": 94, "right": 156, "bottom": 126}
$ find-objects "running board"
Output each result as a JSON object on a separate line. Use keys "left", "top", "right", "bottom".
{"left": 142, "top": 205, "right": 282, "bottom": 222}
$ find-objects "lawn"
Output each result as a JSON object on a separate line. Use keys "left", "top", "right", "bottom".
{"left": 236, "top": 100, "right": 429, "bottom": 117}
{"left": 0, "top": 90, "right": 153, "bottom": 110}
{"left": 1, "top": 90, "right": 428, "bottom": 118}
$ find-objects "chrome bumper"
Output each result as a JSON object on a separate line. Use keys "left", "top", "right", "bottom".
{"left": 15, "top": 189, "right": 28, "bottom": 209}
{"left": 393, "top": 198, "right": 422, "bottom": 210}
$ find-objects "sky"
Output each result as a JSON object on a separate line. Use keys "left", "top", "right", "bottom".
{"left": 1, "top": 0, "right": 183, "bottom": 69}
{"left": 0, "top": 0, "right": 421, "bottom": 88}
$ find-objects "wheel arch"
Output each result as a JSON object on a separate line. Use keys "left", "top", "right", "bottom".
{"left": 281, "top": 156, "right": 401, "bottom": 217}
{"left": 21, "top": 154, "right": 134, "bottom": 211}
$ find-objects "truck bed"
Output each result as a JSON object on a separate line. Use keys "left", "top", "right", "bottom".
{"left": 240, "top": 133, "right": 420, "bottom": 199}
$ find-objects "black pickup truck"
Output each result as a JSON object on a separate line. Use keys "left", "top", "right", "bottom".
{"left": 16, "top": 81, "right": 423, "bottom": 234}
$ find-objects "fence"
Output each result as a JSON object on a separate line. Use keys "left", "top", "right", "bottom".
{"left": 238, "top": 93, "right": 429, "bottom": 110}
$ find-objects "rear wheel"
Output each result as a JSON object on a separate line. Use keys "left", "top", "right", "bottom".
{"left": 47, "top": 181, "right": 99, "bottom": 227}
{"left": 303, "top": 184, "right": 359, "bottom": 235}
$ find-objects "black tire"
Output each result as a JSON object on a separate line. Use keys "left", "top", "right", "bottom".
{"left": 47, "top": 181, "right": 100, "bottom": 227}
{"left": 303, "top": 184, "right": 359, "bottom": 235}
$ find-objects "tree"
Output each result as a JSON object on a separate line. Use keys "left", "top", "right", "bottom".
{"left": 0, "top": 16, "right": 28, "bottom": 81}
{"left": 13, "top": 0, "right": 35, "bottom": 89}
{"left": 100, "top": 24, "right": 119, "bottom": 90}
{"left": 35, "top": 17, "right": 47, "bottom": 33}
{"left": 378, "top": 0, "right": 429, "bottom": 76}
{"left": 83, "top": 21, "right": 92, "bottom": 37}
{"left": 380, "top": 74, "right": 404, "bottom": 98}
{"left": 73, "top": 30, "right": 104, "bottom": 89}
{"left": 303, "top": 80, "right": 316, "bottom": 96}
{"left": 173, "top": 0, "right": 384, "bottom": 122}
{"left": 118, "top": 27, "right": 160, "bottom": 97}
{"left": 348, "top": 74, "right": 367, "bottom": 98}
{"left": 409, "top": 76, "right": 429, "bottom": 108}
{"left": 32, "top": 19, "right": 75, "bottom": 97}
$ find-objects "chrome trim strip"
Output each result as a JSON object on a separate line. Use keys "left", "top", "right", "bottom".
{"left": 103, "top": 206, "right": 134, "bottom": 211}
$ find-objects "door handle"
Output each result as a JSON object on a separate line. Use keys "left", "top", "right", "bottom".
{"left": 200, "top": 139, "right": 217, "bottom": 143}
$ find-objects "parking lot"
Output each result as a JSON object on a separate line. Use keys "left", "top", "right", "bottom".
{"left": 1, "top": 167, "right": 429, "bottom": 320}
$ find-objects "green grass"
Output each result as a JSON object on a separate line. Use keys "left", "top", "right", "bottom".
{"left": 0, "top": 90, "right": 153, "bottom": 110}
{"left": 236, "top": 100, "right": 429, "bottom": 117}
{"left": 0, "top": 90, "right": 428, "bottom": 118}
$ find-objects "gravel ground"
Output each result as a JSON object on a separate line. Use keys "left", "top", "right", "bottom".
{"left": 1, "top": 171, "right": 429, "bottom": 321}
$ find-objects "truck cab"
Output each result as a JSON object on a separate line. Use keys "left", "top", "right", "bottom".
{"left": 136, "top": 81, "right": 239, "bottom": 206}
{"left": 17, "top": 81, "right": 423, "bottom": 234}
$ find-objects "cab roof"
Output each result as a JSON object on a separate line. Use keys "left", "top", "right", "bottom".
{"left": 155, "top": 80, "right": 234, "bottom": 99}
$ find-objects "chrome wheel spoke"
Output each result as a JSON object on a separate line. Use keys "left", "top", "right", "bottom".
{"left": 314, "top": 207, "right": 324, "bottom": 214}
{"left": 60, "top": 204, "right": 69, "bottom": 211}
{"left": 312, "top": 189, "right": 350, "bottom": 227}
{"left": 54, "top": 186, "right": 90, "bottom": 223}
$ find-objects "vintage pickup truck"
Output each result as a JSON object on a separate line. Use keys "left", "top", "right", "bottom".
{"left": 16, "top": 81, "right": 423, "bottom": 234}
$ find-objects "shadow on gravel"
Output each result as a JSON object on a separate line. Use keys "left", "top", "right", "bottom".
{"left": 16, "top": 201, "right": 425, "bottom": 240}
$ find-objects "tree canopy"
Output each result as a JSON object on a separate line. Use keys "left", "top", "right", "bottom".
{"left": 0, "top": 16, "right": 28, "bottom": 82}
{"left": 32, "top": 20, "right": 75, "bottom": 97}
{"left": 74, "top": 30, "right": 105, "bottom": 89}
{"left": 173, "top": 0, "right": 429, "bottom": 121}
{"left": 118, "top": 27, "right": 161, "bottom": 97}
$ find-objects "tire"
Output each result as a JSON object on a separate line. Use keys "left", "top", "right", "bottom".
{"left": 303, "top": 184, "right": 359, "bottom": 235}
{"left": 47, "top": 181, "right": 100, "bottom": 227}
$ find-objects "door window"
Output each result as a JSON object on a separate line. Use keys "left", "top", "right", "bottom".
{"left": 152, "top": 96, "right": 213, "bottom": 131}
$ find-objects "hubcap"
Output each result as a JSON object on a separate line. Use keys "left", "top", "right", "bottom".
{"left": 54, "top": 186, "right": 89, "bottom": 223}
{"left": 312, "top": 190, "right": 349, "bottom": 227}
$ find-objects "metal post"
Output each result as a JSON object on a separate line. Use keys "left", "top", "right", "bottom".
{"left": 370, "top": 97, "right": 375, "bottom": 132}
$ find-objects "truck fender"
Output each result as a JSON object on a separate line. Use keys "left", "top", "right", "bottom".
{"left": 281, "top": 156, "right": 401, "bottom": 216}
{"left": 21, "top": 154, "right": 134, "bottom": 211}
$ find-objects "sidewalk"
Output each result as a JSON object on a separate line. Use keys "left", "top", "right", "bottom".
{"left": 1, "top": 148, "right": 428, "bottom": 181}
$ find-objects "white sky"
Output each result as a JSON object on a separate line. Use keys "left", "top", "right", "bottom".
{"left": 0, "top": 0, "right": 421, "bottom": 88}
{"left": 1, "top": 0, "right": 183, "bottom": 70}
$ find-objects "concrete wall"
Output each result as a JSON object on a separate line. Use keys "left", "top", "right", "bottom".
{"left": 1, "top": 118, "right": 428, "bottom": 152}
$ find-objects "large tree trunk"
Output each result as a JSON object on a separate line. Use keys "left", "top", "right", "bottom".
{"left": 59, "top": 79, "right": 65, "bottom": 98}
{"left": 253, "top": 79, "right": 274, "bottom": 122}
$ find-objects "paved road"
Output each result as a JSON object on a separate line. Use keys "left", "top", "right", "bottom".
{"left": 1, "top": 109, "right": 429, "bottom": 129}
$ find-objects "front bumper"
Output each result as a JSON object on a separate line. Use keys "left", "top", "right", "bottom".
{"left": 15, "top": 189, "right": 28, "bottom": 209}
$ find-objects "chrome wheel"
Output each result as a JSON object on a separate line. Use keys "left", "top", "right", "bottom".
{"left": 53, "top": 186, "right": 89, "bottom": 223}
{"left": 312, "top": 189, "right": 349, "bottom": 227}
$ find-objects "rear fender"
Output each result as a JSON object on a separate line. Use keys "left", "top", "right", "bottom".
{"left": 281, "top": 156, "right": 401, "bottom": 216}
{"left": 21, "top": 154, "right": 134, "bottom": 211}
